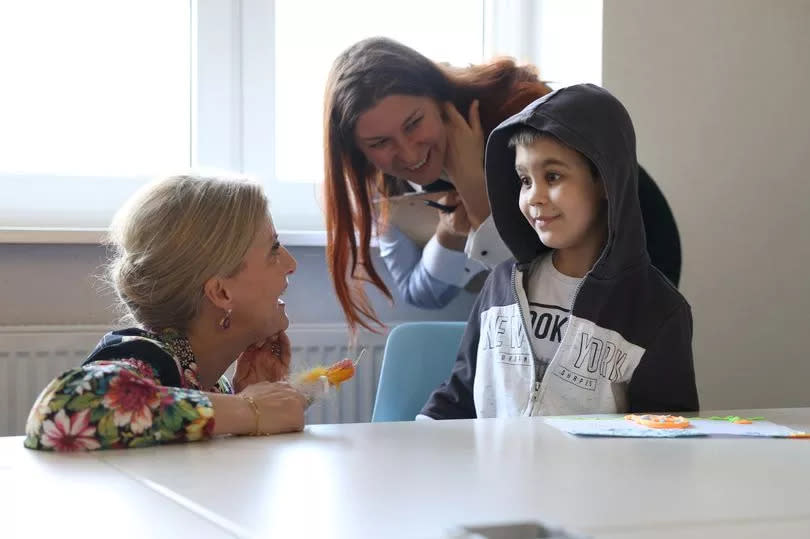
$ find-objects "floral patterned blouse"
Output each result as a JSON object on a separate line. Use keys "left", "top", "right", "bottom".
{"left": 24, "top": 328, "right": 232, "bottom": 452}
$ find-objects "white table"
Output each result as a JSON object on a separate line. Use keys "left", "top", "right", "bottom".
{"left": 0, "top": 437, "right": 228, "bottom": 538}
{"left": 3, "top": 408, "right": 810, "bottom": 538}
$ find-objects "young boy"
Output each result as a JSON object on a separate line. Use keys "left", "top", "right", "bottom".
{"left": 419, "top": 84, "right": 698, "bottom": 418}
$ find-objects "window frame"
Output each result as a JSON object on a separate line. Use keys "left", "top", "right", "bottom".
{"left": 0, "top": 0, "right": 599, "bottom": 246}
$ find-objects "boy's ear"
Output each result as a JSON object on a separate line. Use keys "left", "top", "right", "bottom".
{"left": 203, "top": 276, "right": 234, "bottom": 311}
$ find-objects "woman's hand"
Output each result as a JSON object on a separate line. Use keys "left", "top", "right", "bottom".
{"left": 435, "top": 192, "right": 470, "bottom": 251}
{"left": 442, "top": 100, "right": 491, "bottom": 228}
{"left": 240, "top": 381, "right": 307, "bottom": 434}
{"left": 210, "top": 381, "right": 307, "bottom": 436}
{"left": 233, "top": 331, "right": 291, "bottom": 392}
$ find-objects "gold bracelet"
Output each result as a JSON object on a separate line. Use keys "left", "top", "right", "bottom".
{"left": 238, "top": 394, "right": 262, "bottom": 436}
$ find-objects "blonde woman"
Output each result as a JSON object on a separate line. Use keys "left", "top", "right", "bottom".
{"left": 24, "top": 174, "right": 308, "bottom": 451}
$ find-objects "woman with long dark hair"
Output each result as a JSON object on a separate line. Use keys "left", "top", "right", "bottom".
{"left": 323, "top": 37, "right": 680, "bottom": 332}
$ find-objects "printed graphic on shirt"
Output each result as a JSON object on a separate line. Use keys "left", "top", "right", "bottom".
{"left": 477, "top": 303, "right": 535, "bottom": 417}
{"left": 526, "top": 302, "right": 569, "bottom": 391}
{"left": 523, "top": 254, "right": 580, "bottom": 376}
{"left": 529, "top": 303, "right": 569, "bottom": 344}
{"left": 528, "top": 302, "right": 569, "bottom": 365}
{"left": 551, "top": 315, "right": 646, "bottom": 391}
{"left": 478, "top": 302, "right": 572, "bottom": 369}
{"left": 475, "top": 305, "right": 646, "bottom": 417}
{"left": 480, "top": 307, "right": 530, "bottom": 366}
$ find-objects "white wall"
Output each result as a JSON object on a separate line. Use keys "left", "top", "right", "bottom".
{"left": 603, "top": 0, "right": 810, "bottom": 409}
{"left": 0, "top": 245, "right": 475, "bottom": 327}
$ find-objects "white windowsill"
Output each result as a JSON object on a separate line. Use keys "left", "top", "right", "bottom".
{"left": 0, "top": 227, "right": 327, "bottom": 247}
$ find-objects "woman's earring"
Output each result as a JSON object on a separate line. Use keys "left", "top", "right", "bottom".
{"left": 219, "top": 309, "right": 232, "bottom": 330}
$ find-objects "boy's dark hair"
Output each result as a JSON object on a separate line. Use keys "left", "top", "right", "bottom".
{"left": 507, "top": 127, "right": 599, "bottom": 180}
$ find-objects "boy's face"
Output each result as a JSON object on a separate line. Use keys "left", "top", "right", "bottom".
{"left": 516, "top": 136, "right": 606, "bottom": 253}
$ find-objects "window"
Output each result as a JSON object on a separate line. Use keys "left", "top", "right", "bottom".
{"left": 484, "top": 0, "right": 602, "bottom": 88}
{"left": 0, "top": 0, "right": 601, "bottom": 244}
{"left": 273, "top": 0, "right": 484, "bottom": 185}
{"left": 0, "top": 0, "right": 191, "bottom": 236}
{"left": 243, "top": 0, "right": 485, "bottom": 240}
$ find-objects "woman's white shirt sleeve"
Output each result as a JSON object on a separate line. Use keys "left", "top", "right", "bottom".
{"left": 464, "top": 214, "right": 514, "bottom": 269}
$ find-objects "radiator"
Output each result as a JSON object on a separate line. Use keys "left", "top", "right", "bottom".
{"left": 0, "top": 324, "right": 388, "bottom": 437}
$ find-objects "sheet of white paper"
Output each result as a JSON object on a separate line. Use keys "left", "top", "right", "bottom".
{"left": 544, "top": 415, "right": 801, "bottom": 438}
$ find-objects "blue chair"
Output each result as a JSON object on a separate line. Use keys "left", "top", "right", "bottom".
{"left": 372, "top": 321, "right": 466, "bottom": 422}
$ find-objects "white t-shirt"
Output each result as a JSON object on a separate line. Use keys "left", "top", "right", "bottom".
{"left": 524, "top": 253, "right": 583, "bottom": 381}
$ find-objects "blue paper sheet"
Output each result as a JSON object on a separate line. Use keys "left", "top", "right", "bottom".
{"left": 544, "top": 415, "right": 803, "bottom": 438}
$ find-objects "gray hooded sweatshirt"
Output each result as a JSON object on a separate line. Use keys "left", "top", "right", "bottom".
{"left": 421, "top": 84, "right": 698, "bottom": 418}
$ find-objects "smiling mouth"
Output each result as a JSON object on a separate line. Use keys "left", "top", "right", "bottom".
{"left": 405, "top": 150, "right": 429, "bottom": 171}
{"left": 533, "top": 215, "right": 560, "bottom": 227}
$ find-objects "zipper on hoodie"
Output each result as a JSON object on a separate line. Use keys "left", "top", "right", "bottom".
{"left": 514, "top": 258, "right": 588, "bottom": 414}
{"left": 532, "top": 269, "right": 588, "bottom": 410}
{"left": 511, "top": 265, "right": 541, "bottom": 409}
